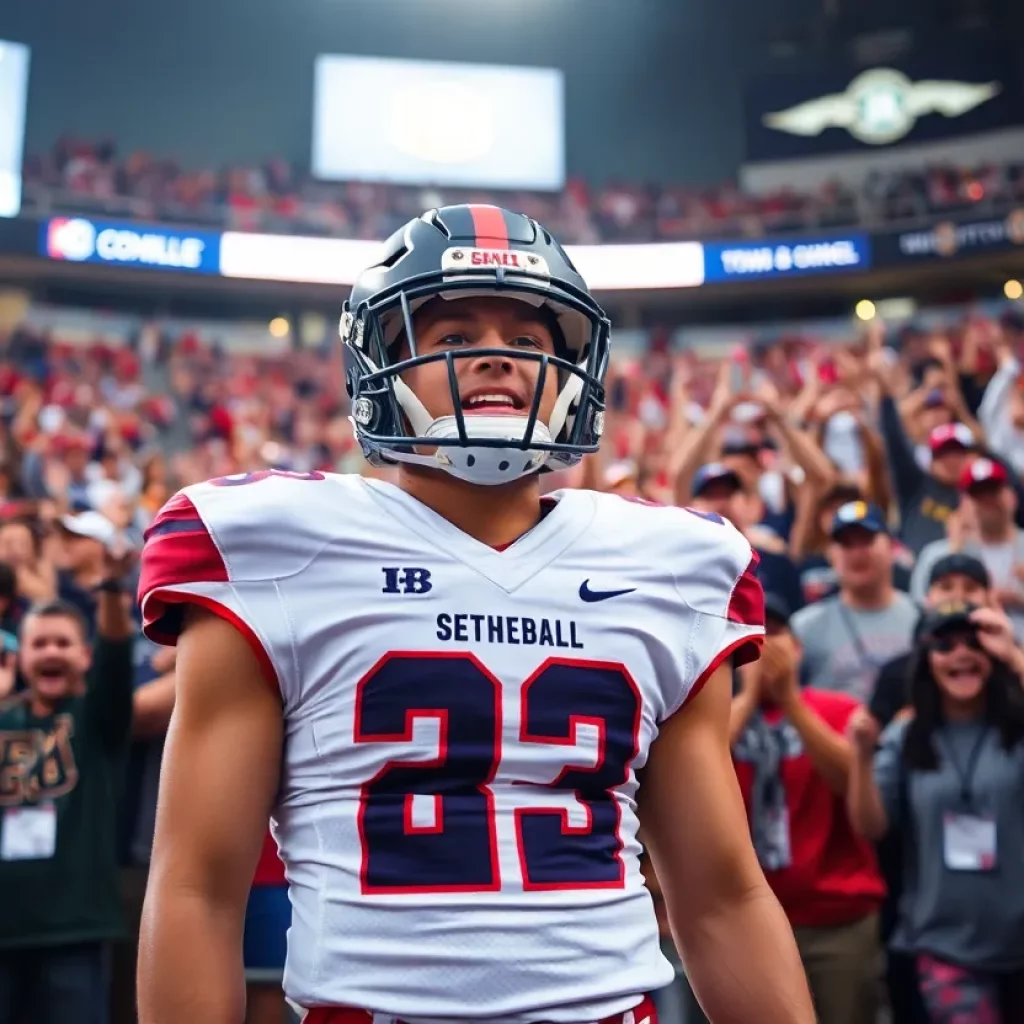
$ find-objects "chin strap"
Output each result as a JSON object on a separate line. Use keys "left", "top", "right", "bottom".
{"left": 357, "top": 351, "right": 588, "bottom": 484}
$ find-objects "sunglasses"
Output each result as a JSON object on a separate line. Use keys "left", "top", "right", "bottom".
{"left": 928, "top": 631, "right": 983, "bottom": 654}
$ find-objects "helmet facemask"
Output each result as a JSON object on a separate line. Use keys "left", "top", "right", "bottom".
{"left": 345, "top": 274, "right": 609, "bottom": 486}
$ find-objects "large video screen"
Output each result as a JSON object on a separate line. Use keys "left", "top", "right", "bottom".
{"left": 0, "top": 40, "right": 29, "bottom": 218}
{"left": 312, "top": 55, "right": 564, "bottom": 191}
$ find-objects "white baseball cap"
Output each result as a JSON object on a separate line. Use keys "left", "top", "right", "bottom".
{"left": 603, "top": 460, "right": 638, "bottom": 488}
{"left": 59, "top": 511, "right": 117, "bottom": 547}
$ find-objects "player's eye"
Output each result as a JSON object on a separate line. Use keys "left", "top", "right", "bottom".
{"left": 437, "top": 333, "right": 470, "bottom": 347}
{"left": 509, "top": 335, "right": 544, "bottom": 349}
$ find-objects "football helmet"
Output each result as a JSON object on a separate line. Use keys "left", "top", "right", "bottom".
{"left": 341, "top": 204, "right": 610, "bottom": 485}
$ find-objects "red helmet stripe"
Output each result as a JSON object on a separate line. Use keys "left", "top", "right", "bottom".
{"left": 468, "top": 205, "right": 509, "bottom": 250}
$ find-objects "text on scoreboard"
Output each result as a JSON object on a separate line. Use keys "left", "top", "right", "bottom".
{"left": 702, "top": 233, "right": 871, "bottom": 281}
{"left": 41, "top": 217, "right": 221, "bottom": 274}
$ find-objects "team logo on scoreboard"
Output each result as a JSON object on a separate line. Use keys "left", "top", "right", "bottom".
{"left": 763, "top": 68, "right": 1001, "bottom": 145}
{"left": 46, "top": 218, "right": 97, "bottom": 262}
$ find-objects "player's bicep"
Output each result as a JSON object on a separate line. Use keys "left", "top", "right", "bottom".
{"left": 639, "top": 663, "right": 763, "bottom": 922}
{"left": 150, "top": 606, "right": 283, "bottom": 907}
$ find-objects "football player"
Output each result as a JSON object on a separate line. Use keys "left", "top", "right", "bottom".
{"left": 136, "top": 206, "right": 814, "bottom": 1023}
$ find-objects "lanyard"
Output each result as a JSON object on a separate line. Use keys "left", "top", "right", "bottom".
{"left": 838, "top": 602, "right": 885, "bottom": 672}
{"left": 937, "top": 727, "right": 989, "bottom": 807}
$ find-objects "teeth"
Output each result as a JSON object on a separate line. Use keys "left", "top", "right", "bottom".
{"left": 465, "top": 394, "right": 516, "bottom": 407}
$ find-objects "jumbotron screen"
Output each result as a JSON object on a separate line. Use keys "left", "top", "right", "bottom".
{"left": 0, "top": 40, "right": 29, "bottom": 218}
{"left": 312, "top": 54, "right": 564, "bottom": 191}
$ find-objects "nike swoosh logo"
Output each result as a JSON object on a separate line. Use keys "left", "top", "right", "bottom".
{"left": 579, "top": 580, "right": 637, "bottom": 603}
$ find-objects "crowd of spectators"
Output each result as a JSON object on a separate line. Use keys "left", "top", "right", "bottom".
{"left": 21, "top": 137, "right": 1024, "bottom": 244}
{"left": 1, "top": 296, "right": 1024, "bottom": 1022}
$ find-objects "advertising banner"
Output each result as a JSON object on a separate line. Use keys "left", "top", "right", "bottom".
{"left": 40, "top": 217, "right": 222, "bottom": 274}
{"left": 219, "top": 232, "right": 706, "bottom": 291}
{"left": 702, "top": 233, "right": 871, "bottom": 281}
{"left": 873, "top": 210, "right": 1024, "bottom": 264}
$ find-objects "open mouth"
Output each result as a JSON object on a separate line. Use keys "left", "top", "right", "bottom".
{"left": 944, "top": 663, "right": 985, "bottom": 690}
{"left": 460, "top": 393, "right": 526, "bottom": 415}
{"left": 36, "top": 665, "right": 68, "bottom": 686}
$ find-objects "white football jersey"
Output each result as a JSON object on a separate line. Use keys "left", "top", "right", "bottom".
{"left": 139, "top": 471, "right": 764, "bottom": 1022}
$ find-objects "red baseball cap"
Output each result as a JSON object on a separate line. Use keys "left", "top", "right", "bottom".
{"left": 929, "top": 422, "right": 975, "bottom": 454}
{"left": 959, "top": 457, "right": 1009, "bottom": 492}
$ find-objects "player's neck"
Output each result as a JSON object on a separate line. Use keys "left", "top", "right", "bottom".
{"left": 840, "top": 582, "right": 893, "bottom": 612}
{"left": 398, "top": 466, "right": 544, "bottom": 548}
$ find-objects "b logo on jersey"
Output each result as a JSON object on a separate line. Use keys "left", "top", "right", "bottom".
{"left": 382, "top": 567, "right": 433, "bottom": 595}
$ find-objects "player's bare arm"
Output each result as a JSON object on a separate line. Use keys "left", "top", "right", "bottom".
{"left": 639, "top": 663, "right": 816, "bottom": 1023}
{"left": 137, "top": 607, "right": 282, "bottom": 1024}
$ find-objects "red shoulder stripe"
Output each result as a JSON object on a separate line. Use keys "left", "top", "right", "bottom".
{"left": 138, "top": 495, "right": 228, "bottom": 604}
{"left": 728, "top": 552, "right": 764, "bottom": 627}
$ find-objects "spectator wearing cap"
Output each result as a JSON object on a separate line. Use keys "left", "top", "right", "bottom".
{"left": 691, "top": 462, "right": 804, "bottom": 615}
{"left": 871, "top": 347, "right": 976, "bottom": 554}
{"left": 601, "top": 460, "right": 640, "bottom": 498}
{"left": 874, "top": 554, "right": 994, "bottom": 728}
{"left": 55, "top": 511, "right": 119, "bottom": 635}
{"left": 731, "top": 594, "right": 884, "bottom": 1024}
{"left": 848, "top": 602, "right": 1024, "bottom": 1023}
{"left": 671, "top": 361, "right": 836, "bottom": 542}
{"left": 789, "top": 481, "right": 912, "bottom": 605}
{"left": 911, "top": 458, "right": 1024, "bottom": 640}
{"left": 689, "top": 462, "right": 745, "bottom": 522}
{"left": 867, "top": 552, "right": 993, "bottom": 1024}
{"left": 790, "top": 502, "right": 918, "bottom": 702}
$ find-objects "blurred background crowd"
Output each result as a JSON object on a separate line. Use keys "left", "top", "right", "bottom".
{"left": 20, "top": 138, "right": 1024, "bottom": 243}
{"left": 3, "top": 292, "right": 1024, "bottom": 1024}
{"left": 2, "top": 0, "right": 1024, "bottom": 1021}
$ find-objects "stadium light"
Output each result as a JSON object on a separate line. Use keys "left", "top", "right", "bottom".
{"left": 1005, "top": 280, "right": 1023, "bottom": 301}
{"left": 855, "top": 299, "right": 876, "bottom": 321}
{"left": 269, "top": 316, "right": 290, "bottom": 338}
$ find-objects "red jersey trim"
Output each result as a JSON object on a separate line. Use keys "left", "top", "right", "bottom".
{"left": 728, "top": 553, "right": 765, "bottom": 626}
{"left": 302, "top": 992, "right": 657, "bottom": 1024}
{"left": 138, "top": 495, "right": 229, "bottom": 605}
{"left": 252, "top": 829, "right": 287, "bottom": 887}
{"left": 144, "top": 589, "right": 280, "bottom": 697}
{"left": 683, "top": 633, "right": 765, "bottom": 708}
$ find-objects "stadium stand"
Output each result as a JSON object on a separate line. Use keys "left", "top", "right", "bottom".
{"left": 22, "top": 138, "right": 1024, "bottom": 243}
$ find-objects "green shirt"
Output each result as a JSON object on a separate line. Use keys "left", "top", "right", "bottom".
{"left": 0, "top": 636, "right": 134, "bottom": 949}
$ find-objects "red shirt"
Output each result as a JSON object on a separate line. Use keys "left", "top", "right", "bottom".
{"left": 252, "top": 829, "right": 287, "bottom": 887}
{"left": 733, "top": 689, "right": 885, "bottom": 928}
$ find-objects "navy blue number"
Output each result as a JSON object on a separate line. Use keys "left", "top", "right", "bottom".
{"left": 517, "top": 659, "right": 641, "bottom": 890}
{"left": 684, "top": 506, "right": 725, "bottom": 525}
{"left": 354, "top": 652, "right": 501, "bottom": 893}
{"left": 209, "top": 470, "right": 325, "bottom": 487}
{"left": 354, "top": 653, "right": 640, "bottom": 893}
